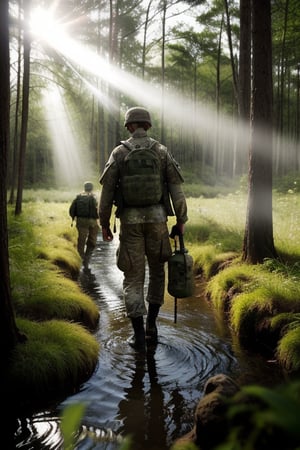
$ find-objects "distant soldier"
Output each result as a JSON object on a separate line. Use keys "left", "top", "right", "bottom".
{"left": 99, "top": 106, "right": 188, "bottom": 351}
{"left": 69, "top": 181, "right": 99, "bottom": 271}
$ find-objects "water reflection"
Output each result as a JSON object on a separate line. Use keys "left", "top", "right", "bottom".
{"left": 117, "top": 347, "right": 167, "bottom": 450}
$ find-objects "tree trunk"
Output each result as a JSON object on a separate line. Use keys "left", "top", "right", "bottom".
{"left": 0, "top": 0, "right": 20, "bottom": 357}
{"left": 15, "top": 0, "right": 31, "bottom": 215}
{"left": 243, "top": 0, "right": 277, "bottom": 263}
{"left": 237, "top": 0, "right": 251, "bottom": 175}
{"left": 160, "top": 0, "right": 167, "bottom": 143}
{"left": 142, "top": 0, "right": 153, "bottom": 79}
{"left": 239, "top": 0, "right": 251, "bottom": 120}
{"left": 224, "top": 0, "right": 239, "bottom": 110}
{"left": 9, "top": 0, "right": 22, "bottom": 205}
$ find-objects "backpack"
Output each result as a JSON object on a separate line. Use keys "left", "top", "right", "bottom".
{"left": 120, "top": 139, "right": 163, "bottom": 207}
{"left": 70, "top": 193, "right": 97, "bottom": 218}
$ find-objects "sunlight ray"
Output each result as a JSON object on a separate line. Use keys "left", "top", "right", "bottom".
{"left": 43, "top": 85, "right": 88, "bottom": 187}
{"left": 29, "top": 7, "right": 242, "bottom": 144}
{"left": 30, "top": 5, "right": 298, "bottom": 170}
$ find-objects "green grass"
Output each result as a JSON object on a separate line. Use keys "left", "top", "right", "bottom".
{"left": 10, "top": 319, "right": 99, "bottom": 406}
{"left": 7, "top": 200, "right": 100, "bottom": 412}
{"left": 187, "top": 190, "right": 300, "bottom": 373}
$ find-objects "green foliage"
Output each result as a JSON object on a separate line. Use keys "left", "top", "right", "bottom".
{"left": 216, "top": 381, "right": 300, "bottom": 450}
{"left": 60, "top": 403, "right": 87, "bottom": 450}
{"left": 7, "top": 201, "right": 100, "bottom": 411}
{"left": 273, "top": 173, "right": 300, "bottom": 194}
{"left": 206, "top": 263, "right": 258, "bottom": 313}
{"left": 8, "top": 202, "right": 99, "bottom": 327}
{"left": 9, "top": 318, "right": 99, "bottom": 404}
{"left": 277, "top": 326, "right": 300, "bottom": 372}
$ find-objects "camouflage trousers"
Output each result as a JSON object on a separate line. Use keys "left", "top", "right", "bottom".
{"left": 76, "top": 217, "right": 99, "bottom": 264}
{"left": 117, "top": 222, "right": 172, "bottom": 318}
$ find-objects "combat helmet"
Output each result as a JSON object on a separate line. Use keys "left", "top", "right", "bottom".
{"left": 84, "top": 181, "right": 93, "bottom": 192}
{"left": 124, "top": 106, "right": 152, "bottom": 127}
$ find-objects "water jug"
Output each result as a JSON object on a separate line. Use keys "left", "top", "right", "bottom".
{"left": 168, "top": 234, "right": 194, "bottom": 299}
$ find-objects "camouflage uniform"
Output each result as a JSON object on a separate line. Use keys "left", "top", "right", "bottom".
{"left": 99, "top": 128, "right": 188, "bottom": 318}
{"left": 69, "top": 183, "right": 99, "bottom": 269}
{"left": 76, "top": 215, "right": 99, "bottom": 264}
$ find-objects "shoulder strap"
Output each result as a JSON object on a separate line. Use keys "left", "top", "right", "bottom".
{"left": 120, "top": 138, "right": 158, "bottom": 151}
{"left": 120, "top": 140, "right": 134, "bottom": 151}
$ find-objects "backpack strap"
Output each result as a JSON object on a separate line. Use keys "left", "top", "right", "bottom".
{"left": 120, "top": 140, "right": 134, "bottom": 151}
{"left": 120, "top": 138, "right": 157, "bottom": 151}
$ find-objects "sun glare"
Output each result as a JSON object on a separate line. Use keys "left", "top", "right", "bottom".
{"left": 30, "top": 6, "right": 66, "bottom": 43}
{"left": 29, "top": 7, "right": 238, "bottom": 144}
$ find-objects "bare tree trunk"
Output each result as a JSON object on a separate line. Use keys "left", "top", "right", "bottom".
{"left": 239, "top": 0, "right": 251, "bottom": 119}
{"left": 142, "top": 0, "right": 153, "bottom": 79}
{"left": 15, "top": 0, "right": 31, "bottom": 215}
{"left": 297, "top": 64, "right": 300, "bottom": 142}
{"left": 160, "top": 0, "right": 167, "bottom": 143}
{"left": 224, "top": 0, "right": 239, "bottom": 110}
{"left": 243, "top": 0, "right": 277, "bottom": 263}
{"left": 237, "top": 0, "right": 251, "bottom": 174}
{"left": 9, "top": 0, "right": 22, "bottom": 205}
{"left": 0, "top": 0, "right": 20, "bottom": 356}
{"left": 213, "top": 13, "right": 224, "bottom": 175}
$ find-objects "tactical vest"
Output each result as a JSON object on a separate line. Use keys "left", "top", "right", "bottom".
{"left": 74, "top": 193, "right": 97, "bottom": 218}
{"left": 120, "top": 139, "right": 163, "bottom": 207}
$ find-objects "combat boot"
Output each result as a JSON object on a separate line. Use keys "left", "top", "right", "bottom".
{"left": 128, "top": 316, "right": 146, "bottom": 351}
{"left": 146, "top": 303, "right": 160, "bottom": 344}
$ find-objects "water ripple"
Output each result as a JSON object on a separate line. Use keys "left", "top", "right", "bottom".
{"left": 15, "top": 414, "right": 62, "bottom": 449}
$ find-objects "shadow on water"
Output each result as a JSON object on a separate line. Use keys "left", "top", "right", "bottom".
{"left": 14, "top": 235, "right": 284, "bottom": 449}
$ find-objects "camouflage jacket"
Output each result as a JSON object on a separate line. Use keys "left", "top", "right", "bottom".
{"left": 99, "top": 128, "right": 188, "bottom": 228}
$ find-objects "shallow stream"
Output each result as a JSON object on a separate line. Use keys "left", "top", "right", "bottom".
{"left": 14, "top": 236, "right": 284, "bottom": 449}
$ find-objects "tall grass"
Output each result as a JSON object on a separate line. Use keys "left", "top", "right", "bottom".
{"left": 185, "top": 191, "right": 300, "bottom": 263}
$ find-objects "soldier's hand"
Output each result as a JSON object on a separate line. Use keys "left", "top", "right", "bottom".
{"left": 176, "top": 222, "right": 184, "bottom": 235}
{"left": 169, "top": 223, "right": 184, "bottom": 238}
{"left": 102, "top": 227, "right": 113, "bottom": 241}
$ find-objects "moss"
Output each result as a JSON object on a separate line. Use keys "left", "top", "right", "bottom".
{"left": 277, "top": 326, "right": 300, "bottom": 373}
{"left": 9, "top": 318, "right": 99, "bottom": 413}
{"left": 7, "top": 201, "right": 100, "bottom": 414}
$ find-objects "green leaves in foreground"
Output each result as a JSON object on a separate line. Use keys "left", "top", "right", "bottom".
{"left": 60, "top": 403, "right": 87, "bottom": 450}
{"left": 216, "top": 381, "right": 300, "bottom": 450}
{"left": 236, "top": 383, "right": 300, "bottom": 438}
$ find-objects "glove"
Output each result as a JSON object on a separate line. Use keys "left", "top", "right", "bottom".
{"left": 176, "top": 222, "right": 185, "bottom": 235}
{"left": 102, "top": 227, "right": 113, "bottom": 241}
{"left": 169, "top": 222, "right": 184, "bottom": 239}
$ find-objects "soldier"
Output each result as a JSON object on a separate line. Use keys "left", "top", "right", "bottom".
{"left": 99, "top": 106, "right": 188, "bottom": 351}
{"left": 69, "top": 181, "right": 99, "bottom": 271}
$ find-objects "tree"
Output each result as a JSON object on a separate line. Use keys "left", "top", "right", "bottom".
{"left": 0, "top": 0, "right": 22, "bottom": 357}
{"left": 224, "top": 0, "right": 239, "bottom": 109}
{"left": 238, "top": 0, "right": 251, "bottom": 120}
{"left": 237, "top": 0, "right": 251, "bottom": 175}
{"left": 242, "top": 0, "right": 277, "bottom": 263}
{"left": 15, "top": 0, "right": 31, "bottom": 215}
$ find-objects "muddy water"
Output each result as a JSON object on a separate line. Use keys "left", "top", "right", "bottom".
{"left": 14, "top": 236, "right": 284, "bottom": 450}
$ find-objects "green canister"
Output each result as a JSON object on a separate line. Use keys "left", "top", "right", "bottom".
{"left": 168, "top": 234, "right": 194, "bottom": 299}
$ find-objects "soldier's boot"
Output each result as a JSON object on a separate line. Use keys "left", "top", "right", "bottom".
{"left": 146, "top": 303, "right": 160, "bottom": 344}
{"left": 128, "top": 316, "right": 146, "bottom": 351}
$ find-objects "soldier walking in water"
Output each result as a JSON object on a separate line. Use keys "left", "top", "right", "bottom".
{"left": 99, "top": 107, "right": 188, "bottom": 351}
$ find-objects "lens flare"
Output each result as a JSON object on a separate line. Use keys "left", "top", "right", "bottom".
{"left": 30, "top": 6, "right": 63, "bottom": 42}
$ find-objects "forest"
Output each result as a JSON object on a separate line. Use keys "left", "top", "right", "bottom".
{"left": 6, "top": 0, "right": 300, "bottom": 195}
{"left": 1, "top": 2, "right": 300, "bottom": 447}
